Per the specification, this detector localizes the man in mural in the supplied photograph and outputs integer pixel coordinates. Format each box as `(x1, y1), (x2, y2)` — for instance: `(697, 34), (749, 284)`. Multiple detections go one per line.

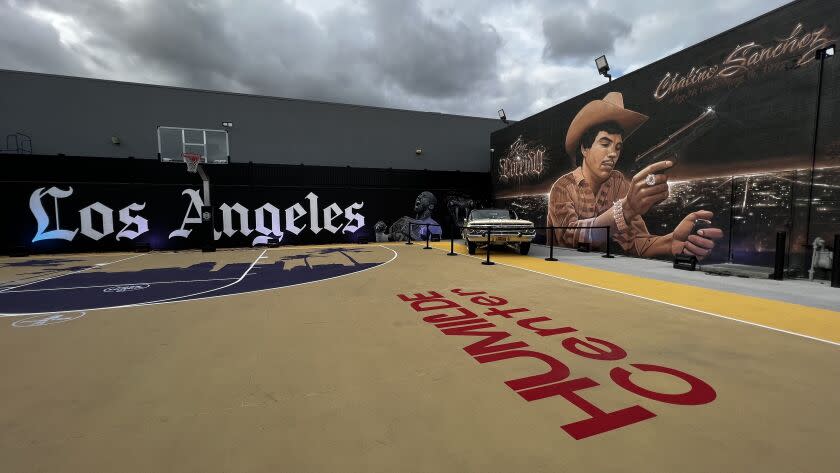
(376, 191), (444, 241)
(546, 92), (723, 259)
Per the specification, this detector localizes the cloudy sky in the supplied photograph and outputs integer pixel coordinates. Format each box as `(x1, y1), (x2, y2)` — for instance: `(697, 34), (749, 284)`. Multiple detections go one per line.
(1, 0), (792, 120)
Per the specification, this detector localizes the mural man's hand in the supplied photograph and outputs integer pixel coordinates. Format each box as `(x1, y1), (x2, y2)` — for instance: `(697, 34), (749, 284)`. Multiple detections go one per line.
(671, 210), (724, 260)
(623, 160), (673, 220)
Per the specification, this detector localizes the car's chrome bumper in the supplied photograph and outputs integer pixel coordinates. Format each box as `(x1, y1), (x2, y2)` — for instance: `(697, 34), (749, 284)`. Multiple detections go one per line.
(463, 234), (535, 244)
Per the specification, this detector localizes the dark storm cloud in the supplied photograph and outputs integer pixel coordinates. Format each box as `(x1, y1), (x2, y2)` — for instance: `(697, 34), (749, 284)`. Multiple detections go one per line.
(541, 8), (632, 63)
(365, 0), (502, 97)
(0, 0), (794, 118)
(0, 0), (84, 75)
(7, 0), (501, 107)
(14, 0), (241, 91)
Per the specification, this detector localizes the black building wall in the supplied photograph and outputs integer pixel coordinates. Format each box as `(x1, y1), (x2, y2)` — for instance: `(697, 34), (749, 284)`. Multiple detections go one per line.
(0, 70), (504, 172)
(3, 155), (491, 253)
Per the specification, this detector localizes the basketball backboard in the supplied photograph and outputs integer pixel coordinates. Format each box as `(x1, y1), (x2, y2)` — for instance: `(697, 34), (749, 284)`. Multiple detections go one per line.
(157, 126), (229, 165)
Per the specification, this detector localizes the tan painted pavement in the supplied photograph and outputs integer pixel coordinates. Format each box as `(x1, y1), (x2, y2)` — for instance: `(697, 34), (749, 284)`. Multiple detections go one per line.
(0, 244), (838, 473)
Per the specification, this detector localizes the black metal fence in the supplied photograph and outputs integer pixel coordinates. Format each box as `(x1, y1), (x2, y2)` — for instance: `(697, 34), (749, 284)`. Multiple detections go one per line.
(405, 222), (840, 288)
(407, 222), (615, 265)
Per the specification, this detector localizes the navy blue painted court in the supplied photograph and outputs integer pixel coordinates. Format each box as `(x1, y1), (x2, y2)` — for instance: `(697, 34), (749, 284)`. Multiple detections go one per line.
(0, 246), (394, 316)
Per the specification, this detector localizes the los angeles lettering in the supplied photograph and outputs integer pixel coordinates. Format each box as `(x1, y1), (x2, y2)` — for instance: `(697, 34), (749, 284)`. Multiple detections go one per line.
(29, 186), (365, 245)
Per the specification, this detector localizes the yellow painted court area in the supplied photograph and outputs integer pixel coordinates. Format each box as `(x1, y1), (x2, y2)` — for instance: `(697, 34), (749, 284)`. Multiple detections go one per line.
(431, 242), (840, 345)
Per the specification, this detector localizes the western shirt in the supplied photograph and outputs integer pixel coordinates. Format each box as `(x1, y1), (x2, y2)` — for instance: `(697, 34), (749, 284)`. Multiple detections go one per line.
(546, 167), (665, 256)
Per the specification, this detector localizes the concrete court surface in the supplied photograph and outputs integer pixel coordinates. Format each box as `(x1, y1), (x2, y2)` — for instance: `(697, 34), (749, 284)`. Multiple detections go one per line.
(0, 243), (839, 473)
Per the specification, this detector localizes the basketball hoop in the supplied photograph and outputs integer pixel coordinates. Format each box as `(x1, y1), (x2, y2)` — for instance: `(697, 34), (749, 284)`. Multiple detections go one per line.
(182, 152), (202, 173)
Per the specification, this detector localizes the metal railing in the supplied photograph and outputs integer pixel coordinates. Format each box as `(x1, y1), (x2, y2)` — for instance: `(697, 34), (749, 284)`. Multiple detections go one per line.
(405, 222), (615, 266)
(401, 223), (839, 287)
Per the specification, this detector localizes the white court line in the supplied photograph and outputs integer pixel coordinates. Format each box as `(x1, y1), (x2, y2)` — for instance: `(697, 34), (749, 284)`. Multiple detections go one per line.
(0, 254), (147, 294)
(426, 245), (840, 348)
(0, 255), (117, 288)
(0, 245), (398, 317)
(4, 277), (240, 293)
(126, 249), (268, 306)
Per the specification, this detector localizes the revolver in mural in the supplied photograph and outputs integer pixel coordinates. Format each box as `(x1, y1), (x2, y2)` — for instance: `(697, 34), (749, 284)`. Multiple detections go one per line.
(632, 107), (718, 174)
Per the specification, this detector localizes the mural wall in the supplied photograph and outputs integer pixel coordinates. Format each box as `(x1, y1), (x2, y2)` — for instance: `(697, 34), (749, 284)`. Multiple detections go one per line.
(491, 0), (839, 277)
(2, 157), (489, 253)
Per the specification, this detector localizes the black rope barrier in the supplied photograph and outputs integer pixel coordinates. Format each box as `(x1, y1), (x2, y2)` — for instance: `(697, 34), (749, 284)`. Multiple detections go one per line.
(832, 234), (840, 288)
(482, 227), (495, 265)
(545, 226), (557, 262)
(403, 222), (616, 267)
(603, 226), (614, 258)
(448, 230), (457, 256)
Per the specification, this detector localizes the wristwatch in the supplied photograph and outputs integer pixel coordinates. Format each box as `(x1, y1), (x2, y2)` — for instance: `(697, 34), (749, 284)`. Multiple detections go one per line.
(613, 199), (629, 234)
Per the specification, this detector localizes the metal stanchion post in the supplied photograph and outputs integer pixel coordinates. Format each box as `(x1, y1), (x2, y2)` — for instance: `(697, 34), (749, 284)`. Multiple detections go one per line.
(772, 231), (786, 280)
(406, 222), (414, 245)
(447, 227), (458, 256)
(831, 234), (840, 288)
(482, 227), (495, 265)
(545, 227), (557, 261)
(603, 226), (614, 258)
(424, 224), (432, 249)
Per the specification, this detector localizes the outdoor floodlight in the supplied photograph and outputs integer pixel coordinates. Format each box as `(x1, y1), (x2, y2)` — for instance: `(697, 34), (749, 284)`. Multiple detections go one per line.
(815, 44), (835, 60)
(221, 121), (233, 128)
(595, 55), (612, 82)
(804, 43), (835, 246)
(498, 109), (508, 123)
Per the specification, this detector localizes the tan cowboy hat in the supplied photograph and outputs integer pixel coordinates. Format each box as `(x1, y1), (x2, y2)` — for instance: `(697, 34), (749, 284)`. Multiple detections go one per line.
(564, 92), (649, 157)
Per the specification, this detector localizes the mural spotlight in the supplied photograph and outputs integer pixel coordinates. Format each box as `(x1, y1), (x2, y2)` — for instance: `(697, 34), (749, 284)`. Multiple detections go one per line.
(595, 55), (612, 82)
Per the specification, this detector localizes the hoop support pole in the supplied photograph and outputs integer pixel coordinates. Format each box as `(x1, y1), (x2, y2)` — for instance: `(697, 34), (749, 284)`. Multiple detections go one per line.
(197, 164), (211, 206)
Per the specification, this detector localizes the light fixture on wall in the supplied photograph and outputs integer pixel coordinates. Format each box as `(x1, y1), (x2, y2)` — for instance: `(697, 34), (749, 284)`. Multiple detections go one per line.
(804, 43), (836, 246)
(111, 136), (121, 145)
(816, 44), (834, 59)
(221, 121), (233, 128)
(415, 148), (423, 156)
(498, 109), (508, 124)
(595, 55), (611, 82)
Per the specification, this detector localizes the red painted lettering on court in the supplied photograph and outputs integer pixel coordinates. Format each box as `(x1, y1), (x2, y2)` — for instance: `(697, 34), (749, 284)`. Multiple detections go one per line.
(450, 288), (486, 296)
(483, 306), (530, 318)
(516, 316), (578, 337)
(397, 291), (445, 302)
(517, 377), (657, 440)
(411, 298), (460, 312)
(395, 289), (718, 441)
(436, 318), (491, 329)
(422, 307), (480, 324)
(474, 349), (571, 391)
(470, 295), (508, 306)
(610, 364), (717, 405)
(441, 324), (530, 356)
(562, 337), (627, 361)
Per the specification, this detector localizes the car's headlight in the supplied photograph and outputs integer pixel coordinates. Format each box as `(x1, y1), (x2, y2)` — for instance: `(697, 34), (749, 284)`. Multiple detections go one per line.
(522, 228), (536, 235)
(468, 228), (485, 235)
